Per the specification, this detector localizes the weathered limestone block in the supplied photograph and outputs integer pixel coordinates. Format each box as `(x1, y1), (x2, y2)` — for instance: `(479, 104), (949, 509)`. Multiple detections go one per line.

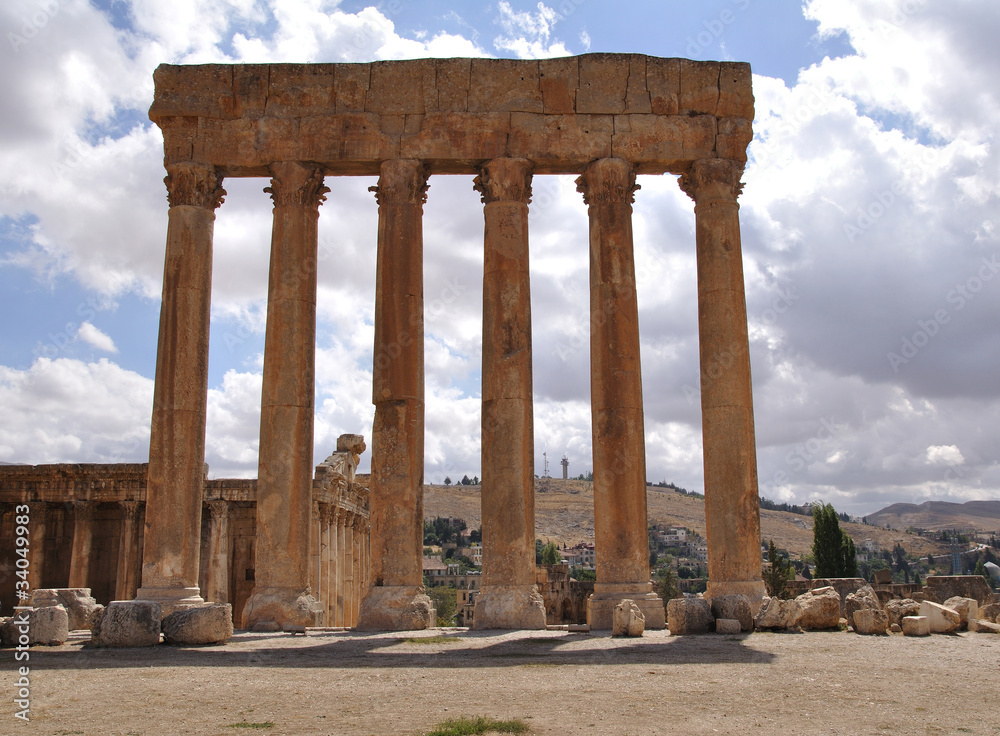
(31, 588), (101, 631)
(667, 598), (713, 635)
(612, 599), (645, 637)
(852, 608), (889, 636)
(162, 604), (233, 645)
(576, 54), (629, 114)
(646, 57), (680, 115)
(266, 64), (335, 118)
(366, 59), (435, 115)
(473, 586), (547, 630)
(30, 606), (70, 645)
(508, 112), (613, 167)
(715, 618), (741, 635)
(901, 615), (930, 637)
(356, 586), (435, 632)
(885, 598), (922, 628)
(918, 600), (960, 634)
(710, 595), (754, 632)
(679, 59), (719, 115)
(795, 587), (842, 630)
(873, 569), (893, 585)
(717, 62), (754, 118)
(539, 57), (577, 114)
(435, 58), (471, 111)
(943, 597), (979, 630)
(845, 585), (882, 627)
(980, 602), (1000, 622)
(810, 579), (867, 618)
(974, 619), (1000, 634)
(241, 588), (323, 631)
(469, 58), (543, 113)
(92, 601), (162, 647)
(754, 596), (801, 630)
(924, 575), (994, 605)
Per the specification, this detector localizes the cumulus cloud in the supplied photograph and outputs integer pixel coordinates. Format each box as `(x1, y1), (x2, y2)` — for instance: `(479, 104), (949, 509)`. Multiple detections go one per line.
(494, 1), (573, 58)
(76, 322), (117, 353)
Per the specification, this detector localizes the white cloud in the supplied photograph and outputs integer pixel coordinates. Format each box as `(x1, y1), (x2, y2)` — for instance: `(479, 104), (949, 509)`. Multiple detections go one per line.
(76, 322), (117, 353)
(494, 1), (573, 58)
(925, 444), (964, 467)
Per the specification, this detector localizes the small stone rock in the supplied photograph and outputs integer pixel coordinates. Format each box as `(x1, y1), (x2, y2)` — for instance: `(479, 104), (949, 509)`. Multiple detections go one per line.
(885, 598), (921, 628)
(667, 598), (713, 635)
(901, 615), (930, 636)
(92, 601), (162, 647)
(29, 606), (70, 645)
(710, 595), (753, 632)
(844, 585), (882, 625)
(973, 620), (1000, 634)
(890, 623), (902, 633)
(980, 602), (1000, 623)
(162, 604), (233, 645)
(942, 597), (978, 630)
(852, 608), (888, 636)
(918, 601), (960, 634)
(612, 599), (645, 637)
(755, 597), (800, 630)
(31, 588), (100, 632)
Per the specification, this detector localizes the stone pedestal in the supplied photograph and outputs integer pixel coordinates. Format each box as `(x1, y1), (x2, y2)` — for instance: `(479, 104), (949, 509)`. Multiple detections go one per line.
(679, 159), (765, 602)
(358, 159), (434, 631)
(139, 162), (224, 612)
(243, 162), (329, 630)
(472, 158), (546, 631)
(577, 158), (662, 628)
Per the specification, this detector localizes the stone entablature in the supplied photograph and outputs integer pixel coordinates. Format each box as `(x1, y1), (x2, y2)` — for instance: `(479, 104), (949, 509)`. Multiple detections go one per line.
(149, 55), (752, 176)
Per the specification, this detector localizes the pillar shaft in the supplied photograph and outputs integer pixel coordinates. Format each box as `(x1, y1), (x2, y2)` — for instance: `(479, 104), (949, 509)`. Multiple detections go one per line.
(577, 158), (663, 629)
(344, 516), (355, 627)
(311, 501), (323, 612)
(472, 158), (546, 630)
(337, 512), (347, 626)
(139, 162), (224, 612)
(205, 500), (230, 605)
(27, 502), (47, 592)
(116, 501), (142, 601)
(679, 159), (764, 600)
(357, 159), (435, 631)
(68, 501), (95, 589)
(323, 505), (337, 625)
(243, 162), (329, 630)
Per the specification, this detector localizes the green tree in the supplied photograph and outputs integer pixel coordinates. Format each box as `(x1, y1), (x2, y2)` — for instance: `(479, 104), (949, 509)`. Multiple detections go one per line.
(762, 539), (791, 598)
(571, 566), (596, 581)
(656, 568), (680, 603)
(443, 476), (452, 486)
(974, 559), (991, 587)
(426, 585), (457, 626)
(541, 541), (561, 565)
(813, 502), (857, 578)
(534, 539), (544, 564)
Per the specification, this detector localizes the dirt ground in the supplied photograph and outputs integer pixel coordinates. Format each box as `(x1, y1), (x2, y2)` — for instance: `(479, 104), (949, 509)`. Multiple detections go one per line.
(4, 627), (998, 736)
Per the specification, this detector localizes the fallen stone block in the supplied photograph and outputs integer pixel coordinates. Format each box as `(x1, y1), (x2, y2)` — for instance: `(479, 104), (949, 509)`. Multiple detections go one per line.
(885, 598), (921, 628)
(667, 597), (713, 635)
(795, 587), (842, 630)
(980, 602), (1000, 623)
(973, 619), (1000, 634)
(31, 588), (101, 632)
(162, 604), (233, 645)
(29, 606), (70, 645)
(852, 608), (888, 636)
(901, 615), (930, 636)
(92, 601), (162, 647)
(918, 600), (960, 634)
(809, 578), (867, 617)
(710, 595), (753, 632)
(943, 597), (978, 630)
(755, 596), (800, 630)
(924, 576), (993, 605)
(890, 623), (902, 633)
(845, 585), (882, 626)
(715, 618), (741, 635)
(612, 599), (645, 637)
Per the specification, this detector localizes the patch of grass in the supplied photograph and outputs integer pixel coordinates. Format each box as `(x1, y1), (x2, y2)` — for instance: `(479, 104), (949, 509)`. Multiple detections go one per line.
(227, 723), (275, 730)
(400, 635), (460, 644)
(425, 716), (530, 736)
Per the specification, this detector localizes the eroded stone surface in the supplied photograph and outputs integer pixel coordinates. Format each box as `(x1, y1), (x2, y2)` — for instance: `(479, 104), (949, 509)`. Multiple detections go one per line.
(31, 588), (101, 632)
(667, 598), (713, 635)
(755, 596), (800, 630)
(943, 597), (979, 630)
(92, 601), (162, 647)
(924, 576), (994, 606)
(162, 604), (234, 645)
(473, 585), (547, 630)
(612, 599), (645, 637)
(901, 615), (930, 636)
(710, 594), (754, 632)
(885, 598), (921, 628)
(852, 608), (888, 636)
(918, 600), (961, 634)
(715, 618), (741, 635)
(356, 585), (434, 631)
(845, 585), (882, 627)
(795, 587), (842, 630)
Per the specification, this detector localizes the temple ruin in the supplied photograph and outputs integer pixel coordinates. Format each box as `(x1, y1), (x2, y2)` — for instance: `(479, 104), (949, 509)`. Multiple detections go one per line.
(2, 53), (764, 631)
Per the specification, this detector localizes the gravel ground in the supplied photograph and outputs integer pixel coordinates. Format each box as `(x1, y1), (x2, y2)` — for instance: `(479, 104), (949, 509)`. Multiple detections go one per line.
(3, 627), (999, 735)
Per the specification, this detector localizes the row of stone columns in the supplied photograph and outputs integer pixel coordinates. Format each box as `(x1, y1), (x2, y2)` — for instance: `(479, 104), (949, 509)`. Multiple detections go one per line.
(141, 154), (763, 630)
(313, 503), (370, 627)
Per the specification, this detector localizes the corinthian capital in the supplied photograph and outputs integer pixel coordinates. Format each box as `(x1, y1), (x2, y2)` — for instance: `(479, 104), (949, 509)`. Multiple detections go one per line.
(575, 158), (639, 206)
(678, 159), (745, 204)
(265, 162), (330, 208)
(164, 162), (226, 210)
(369, 159), (429, 206)
(473, 158), (533, 205)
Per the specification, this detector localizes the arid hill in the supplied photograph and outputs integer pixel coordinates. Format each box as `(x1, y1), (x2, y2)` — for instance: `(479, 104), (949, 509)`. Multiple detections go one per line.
(424, 478), (948, 558)
(866, 499), (1000, 533)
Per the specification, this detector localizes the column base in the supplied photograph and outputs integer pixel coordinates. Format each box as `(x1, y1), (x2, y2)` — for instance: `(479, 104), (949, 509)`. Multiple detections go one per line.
(472, 584), (547, 630)
(587, 584), (665, 630)
(356, 585), (435, 631)
(706, 578), (766, 606)
(241, 586), (323, 630)
(134, 587), (205, 619)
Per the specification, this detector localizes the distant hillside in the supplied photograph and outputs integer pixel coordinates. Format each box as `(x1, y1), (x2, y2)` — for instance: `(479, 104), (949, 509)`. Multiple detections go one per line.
(866, 500), (1000, 533)
(424, 479), (947, 558)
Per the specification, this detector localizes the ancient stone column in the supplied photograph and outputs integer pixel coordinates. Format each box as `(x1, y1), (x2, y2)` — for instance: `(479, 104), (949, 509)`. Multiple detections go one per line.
(472, 157), (546, 630)
(679, 158), (765, 601)
(357, 159), (435, 631)
(68, 501), (95, 589)
(337, 511), (348, 626)
(311, 501), (323, 613)
(243, 162), (329, 630)
(138, 162), (224, 614)
(205, 500), (230, 605)
(116, 501), (142, 601)
(352, 513), (366, 625)
(27, 502), (47, 592)
(344, 513), (356, 627)
(322, 504), (337, 625)
(576, 158), (664, 629)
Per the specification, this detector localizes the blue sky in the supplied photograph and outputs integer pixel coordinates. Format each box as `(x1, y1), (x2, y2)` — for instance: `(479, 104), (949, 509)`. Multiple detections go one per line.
(1, 0), (999, 518)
